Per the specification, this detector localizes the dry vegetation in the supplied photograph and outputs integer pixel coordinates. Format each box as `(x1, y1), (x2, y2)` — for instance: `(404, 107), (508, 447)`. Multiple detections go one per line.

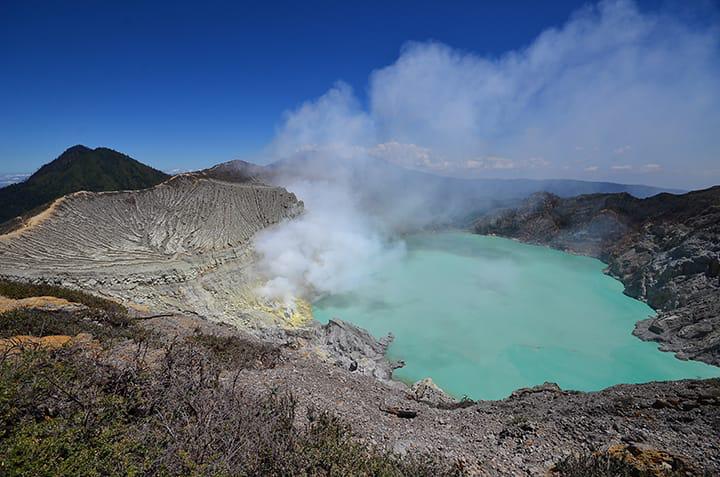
(0, 279), (457, 476)
(1, 279), (705, 476)
(551, 450), (705, 477)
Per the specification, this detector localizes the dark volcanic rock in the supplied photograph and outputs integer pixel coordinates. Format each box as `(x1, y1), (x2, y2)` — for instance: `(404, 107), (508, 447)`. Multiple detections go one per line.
(473, 186), (720, 366)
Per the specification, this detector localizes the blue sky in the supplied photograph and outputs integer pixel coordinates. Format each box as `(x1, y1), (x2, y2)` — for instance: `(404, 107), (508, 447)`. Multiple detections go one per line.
(1, 1), (719, 189)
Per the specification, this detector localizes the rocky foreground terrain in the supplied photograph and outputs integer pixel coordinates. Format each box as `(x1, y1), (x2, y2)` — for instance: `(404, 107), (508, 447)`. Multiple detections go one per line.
(0, 281), (718, 476)
(1, 165), (719, 475)
(473, 186), (720, 368)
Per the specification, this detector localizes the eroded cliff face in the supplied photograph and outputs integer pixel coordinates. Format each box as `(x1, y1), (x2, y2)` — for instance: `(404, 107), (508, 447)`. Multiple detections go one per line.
(0, 175), (307, 327)
(473, 187), (720, 366)
(0, 172), (417, 383)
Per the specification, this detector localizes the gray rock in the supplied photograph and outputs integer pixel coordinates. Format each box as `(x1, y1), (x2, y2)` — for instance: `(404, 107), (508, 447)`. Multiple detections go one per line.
(0, 175), (303, 327)
(410, 377), (458, 406)
(307, 319), (402, 384)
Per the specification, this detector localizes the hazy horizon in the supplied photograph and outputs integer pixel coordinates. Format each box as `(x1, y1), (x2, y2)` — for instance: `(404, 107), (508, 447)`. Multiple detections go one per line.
(0, 145), (692, 193)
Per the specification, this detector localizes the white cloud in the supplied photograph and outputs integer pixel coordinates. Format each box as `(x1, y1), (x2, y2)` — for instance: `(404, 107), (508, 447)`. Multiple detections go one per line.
(366, 143), (551, 176)
(613, 145), (632, 155)
(368, 2), (720, 188)
(253, 0), (720, 303)
(268, 0), (719, 188)
(528, 157), (551, 168)
(271, 82), (374, 159)
(641, 163), (662, 172)
(368, 141), (433, 168)
(481, 157), (516, 170)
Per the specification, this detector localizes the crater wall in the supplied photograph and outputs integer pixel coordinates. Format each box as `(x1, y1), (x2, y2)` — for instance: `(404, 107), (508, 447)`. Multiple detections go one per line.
(0, 175), (304, 326)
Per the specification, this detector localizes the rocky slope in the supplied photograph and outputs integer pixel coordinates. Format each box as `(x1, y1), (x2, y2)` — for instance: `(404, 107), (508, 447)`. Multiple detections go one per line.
(4, 279), (718, 476)
(212, 156), (682, 199)
(133, 311), (720, 476)
(473, 186), (720, 367)
(0, 174), (304, 326)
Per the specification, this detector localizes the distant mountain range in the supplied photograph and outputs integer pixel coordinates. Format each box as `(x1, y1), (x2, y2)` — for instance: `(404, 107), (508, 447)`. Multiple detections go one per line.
(1, 145), (684, 227)
(207, 155), (683, 198)
(202, 155), (684, 227)
(0, 145), (169, 224)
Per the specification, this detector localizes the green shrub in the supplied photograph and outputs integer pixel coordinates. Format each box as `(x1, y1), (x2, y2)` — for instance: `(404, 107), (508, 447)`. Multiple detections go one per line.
(188, 332), (281, 370)
(0, 308), (134, 342)
(0, 279), (127, 317)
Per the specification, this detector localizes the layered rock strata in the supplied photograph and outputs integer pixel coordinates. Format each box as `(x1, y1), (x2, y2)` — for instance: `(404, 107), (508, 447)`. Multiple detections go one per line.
(0, 175), (304, 327)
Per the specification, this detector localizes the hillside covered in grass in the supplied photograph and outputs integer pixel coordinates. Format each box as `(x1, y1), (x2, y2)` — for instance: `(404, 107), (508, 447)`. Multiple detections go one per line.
(0, 145), (169, 224)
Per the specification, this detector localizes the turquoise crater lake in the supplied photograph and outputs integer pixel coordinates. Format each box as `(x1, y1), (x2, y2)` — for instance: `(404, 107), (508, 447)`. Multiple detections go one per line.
(313, 232), (719, 400)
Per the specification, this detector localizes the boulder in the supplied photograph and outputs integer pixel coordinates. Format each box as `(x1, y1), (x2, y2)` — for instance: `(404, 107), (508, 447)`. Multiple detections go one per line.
(410, 377), (458, 407)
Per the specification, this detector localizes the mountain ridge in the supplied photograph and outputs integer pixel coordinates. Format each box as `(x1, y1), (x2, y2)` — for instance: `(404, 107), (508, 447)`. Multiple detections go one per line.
(200, 156), (686, 231)
(0, 145), (169, 224)
(207, 155), (684, 199)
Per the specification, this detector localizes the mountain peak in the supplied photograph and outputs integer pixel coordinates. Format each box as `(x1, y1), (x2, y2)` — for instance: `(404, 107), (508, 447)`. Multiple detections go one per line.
(61, 144), (93, 156)
(0, 146), (170, 224)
